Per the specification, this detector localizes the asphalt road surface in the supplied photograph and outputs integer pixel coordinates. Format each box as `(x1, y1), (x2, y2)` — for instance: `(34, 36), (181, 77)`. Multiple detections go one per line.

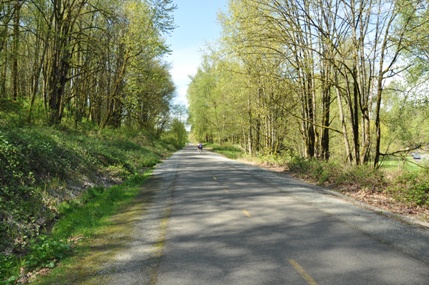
(148, 146), (429, 285)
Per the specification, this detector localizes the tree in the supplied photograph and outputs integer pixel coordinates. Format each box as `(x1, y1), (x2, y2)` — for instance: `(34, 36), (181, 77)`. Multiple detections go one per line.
(0, 0), (177, 131)
(124, 58), (175, 135)
(187, 0), (429, 167)
(167, 118), (188, 148)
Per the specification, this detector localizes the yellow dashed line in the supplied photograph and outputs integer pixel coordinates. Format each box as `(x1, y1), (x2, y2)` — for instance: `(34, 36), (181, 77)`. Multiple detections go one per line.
(242, 210), (252, 218)
(288, 259), (318, 285)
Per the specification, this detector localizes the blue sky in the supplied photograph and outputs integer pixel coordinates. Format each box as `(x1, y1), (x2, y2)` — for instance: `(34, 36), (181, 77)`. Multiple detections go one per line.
(165, 1), (228, 106)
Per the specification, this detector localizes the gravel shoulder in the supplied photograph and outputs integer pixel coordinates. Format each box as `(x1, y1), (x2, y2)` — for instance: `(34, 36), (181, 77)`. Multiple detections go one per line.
(97, 152), (180, 285)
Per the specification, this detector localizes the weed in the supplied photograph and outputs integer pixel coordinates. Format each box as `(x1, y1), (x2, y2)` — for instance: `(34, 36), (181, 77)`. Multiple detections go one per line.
(209, 144), (244, 159)
(25, 236), (71, 271)
(0, 122), (174, 283)
(387, 171), (429, 206)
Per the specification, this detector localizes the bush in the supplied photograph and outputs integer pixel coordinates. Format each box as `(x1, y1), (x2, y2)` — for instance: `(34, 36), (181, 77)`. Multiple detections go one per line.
(288, 156), (385, 191)
(288, 157), (332, 184)
(388, 171), (429, 206)
(0, 253), (21, 284)
(0, 236), (71, 285)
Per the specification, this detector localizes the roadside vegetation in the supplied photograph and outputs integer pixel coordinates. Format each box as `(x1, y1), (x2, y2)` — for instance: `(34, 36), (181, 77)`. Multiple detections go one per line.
(209, 144), (429, 222)
(0, 123), (183, 284)
(0, 1), (185, 283)
(208, 144), (244, 160)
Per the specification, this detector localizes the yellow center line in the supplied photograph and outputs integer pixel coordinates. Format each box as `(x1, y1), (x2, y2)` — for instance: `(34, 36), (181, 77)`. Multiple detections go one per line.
(288, 259), (319, 285)
(242, 210), (252, 218)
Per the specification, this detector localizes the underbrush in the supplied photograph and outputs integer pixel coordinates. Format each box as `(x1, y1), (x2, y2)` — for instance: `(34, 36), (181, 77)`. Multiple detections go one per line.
(288, 156), (429, 210)
(288, 157), (386, 191)
(0, 173), (151, 284)
(387, 171), (429, 207)
(208, 144), (244, 159)
(209, 145), (429, 213)
(0, 125), (176, 284)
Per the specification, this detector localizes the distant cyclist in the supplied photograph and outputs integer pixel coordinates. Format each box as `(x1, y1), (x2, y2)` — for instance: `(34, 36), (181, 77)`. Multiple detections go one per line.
(197, 142), (203, 153)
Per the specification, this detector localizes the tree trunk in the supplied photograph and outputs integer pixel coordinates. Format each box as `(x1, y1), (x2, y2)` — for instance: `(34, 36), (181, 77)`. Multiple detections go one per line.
(12, 0), (21, 101)
(335, 72), (352, 164)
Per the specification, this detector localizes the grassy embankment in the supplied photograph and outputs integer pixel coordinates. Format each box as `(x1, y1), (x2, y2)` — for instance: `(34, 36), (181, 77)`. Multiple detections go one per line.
(207, 143), (429, 219)
(0, 125), (178, 284)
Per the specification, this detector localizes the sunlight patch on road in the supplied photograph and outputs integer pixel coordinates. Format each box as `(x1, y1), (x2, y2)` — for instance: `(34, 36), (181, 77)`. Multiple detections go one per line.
(288, 259), (318, 285)
(242, 210), (252, 218)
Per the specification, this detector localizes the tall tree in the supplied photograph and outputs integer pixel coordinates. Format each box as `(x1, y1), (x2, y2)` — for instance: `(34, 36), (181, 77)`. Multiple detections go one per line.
(188, 0), (429, 166)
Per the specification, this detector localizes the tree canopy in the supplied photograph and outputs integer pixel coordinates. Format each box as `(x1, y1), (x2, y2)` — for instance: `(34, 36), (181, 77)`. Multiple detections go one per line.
(187, 0), (429, 166)
(0, 0), (183, 135)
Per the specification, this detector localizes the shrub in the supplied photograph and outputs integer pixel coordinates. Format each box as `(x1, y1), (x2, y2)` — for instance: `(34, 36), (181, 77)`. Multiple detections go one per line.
(288, 156), (311, 174)
(388, 171), (429, 206)
(288, 156), (385, 191)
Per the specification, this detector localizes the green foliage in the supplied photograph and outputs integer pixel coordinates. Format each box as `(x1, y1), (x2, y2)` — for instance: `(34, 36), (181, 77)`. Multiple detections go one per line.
(289, 157), (335, 185)
(209, 144), (244, 159)
(288, 156), (311, 175)
(0, 172), (149, 284)
(0, 254), (21, 285)
(24, 236), (71, 271)
(0, 235), (71, 285)
(0, 124), (175, 283)
(54, 174), (149, 239)
(288, 156), (386, 190)
(287, 155), (429, 208)
(388, 171), (429, 207)
(0, 99), (28, 128)
(0, 129), (55, 255)
(0, 171), (153, 283)
(162, 119), (188, 149)
(381, 83), (429, 152)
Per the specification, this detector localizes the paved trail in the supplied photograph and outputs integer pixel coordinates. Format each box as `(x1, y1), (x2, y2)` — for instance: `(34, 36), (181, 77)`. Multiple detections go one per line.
(104, 146), (429, 285)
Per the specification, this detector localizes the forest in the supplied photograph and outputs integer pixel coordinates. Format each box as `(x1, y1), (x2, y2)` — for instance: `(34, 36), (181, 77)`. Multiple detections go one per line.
(188, 0), (429, 167)
(0, 0), (183, 130)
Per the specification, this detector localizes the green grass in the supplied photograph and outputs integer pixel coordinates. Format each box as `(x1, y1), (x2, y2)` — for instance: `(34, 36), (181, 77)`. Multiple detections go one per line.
(0, 125), (177, 284)
(54, 174), (151, 239)
(31, 173), (158, 285)
(379, 156), (425, 172)
(208, 143), (244, 159)
(0, 172), (153, 285)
